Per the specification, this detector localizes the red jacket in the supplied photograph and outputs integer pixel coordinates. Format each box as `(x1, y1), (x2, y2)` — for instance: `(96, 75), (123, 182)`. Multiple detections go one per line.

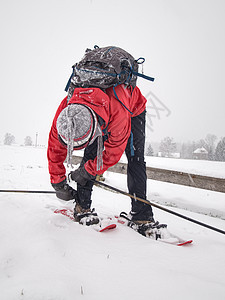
(47, 85), (146, 183)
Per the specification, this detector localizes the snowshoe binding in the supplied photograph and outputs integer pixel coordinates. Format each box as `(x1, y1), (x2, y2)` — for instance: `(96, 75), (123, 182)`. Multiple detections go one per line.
(119, 212), (167, 240)
(74, 204), (100, 226)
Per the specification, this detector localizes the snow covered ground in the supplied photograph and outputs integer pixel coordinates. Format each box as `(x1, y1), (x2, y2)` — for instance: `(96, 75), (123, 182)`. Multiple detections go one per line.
(76, 149), (225, 178)
(123, 153), (225, 179)
(0, 145), (225, 300)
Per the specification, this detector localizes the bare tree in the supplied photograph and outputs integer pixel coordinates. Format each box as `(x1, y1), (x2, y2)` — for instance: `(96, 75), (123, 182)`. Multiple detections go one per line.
(159, 137), (176, 157)
(146, 143), (154, 156)
(4, 133), (15, 145)
(180, 142), (195, 159)
(204, 134), (217, 160)
(24, 136), (33, 146)
(215, 137), (225, 161)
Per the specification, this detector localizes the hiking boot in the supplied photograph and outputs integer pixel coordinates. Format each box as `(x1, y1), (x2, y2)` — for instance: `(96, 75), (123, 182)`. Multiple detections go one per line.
(130, 208), (155, 224)
(119, 211), (167, 239)
(131, 217), (156, 225)
(137, 222), (167, 239)
(74, 203), (100, 226)
(131, 212), (167, 237)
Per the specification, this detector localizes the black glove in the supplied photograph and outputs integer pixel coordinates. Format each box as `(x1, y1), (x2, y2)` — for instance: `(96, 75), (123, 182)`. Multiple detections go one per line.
(69, 166), (95, 186)
(52, 179), (77, 201)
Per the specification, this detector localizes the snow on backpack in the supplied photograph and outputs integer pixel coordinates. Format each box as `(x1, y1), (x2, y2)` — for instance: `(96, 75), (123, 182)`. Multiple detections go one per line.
(65, 45), (155, 102)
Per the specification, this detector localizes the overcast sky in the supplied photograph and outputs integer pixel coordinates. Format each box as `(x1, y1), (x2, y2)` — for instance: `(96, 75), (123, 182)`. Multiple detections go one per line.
(0, 0), (224, 146)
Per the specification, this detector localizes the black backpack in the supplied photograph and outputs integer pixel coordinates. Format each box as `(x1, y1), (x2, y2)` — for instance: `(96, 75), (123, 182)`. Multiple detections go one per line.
(65, 46), (155, 101)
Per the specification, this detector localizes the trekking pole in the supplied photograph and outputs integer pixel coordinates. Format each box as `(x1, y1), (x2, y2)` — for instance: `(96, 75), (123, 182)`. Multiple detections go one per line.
(93, 180), (225, 235)
(0, 189), (56, 194)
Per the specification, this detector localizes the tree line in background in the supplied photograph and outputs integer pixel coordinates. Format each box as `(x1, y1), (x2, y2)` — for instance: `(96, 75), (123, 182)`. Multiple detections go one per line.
(3, 133), (33, 146)
(2, 132), (225, 162)
(146, 134), (225, 162)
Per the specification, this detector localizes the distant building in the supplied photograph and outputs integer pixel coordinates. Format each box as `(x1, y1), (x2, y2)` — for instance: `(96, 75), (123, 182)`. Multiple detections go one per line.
(193, 147), (208, 160)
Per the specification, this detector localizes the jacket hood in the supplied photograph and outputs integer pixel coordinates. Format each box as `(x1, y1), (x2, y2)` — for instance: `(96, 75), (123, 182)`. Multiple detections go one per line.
(68, 87), (110, 127)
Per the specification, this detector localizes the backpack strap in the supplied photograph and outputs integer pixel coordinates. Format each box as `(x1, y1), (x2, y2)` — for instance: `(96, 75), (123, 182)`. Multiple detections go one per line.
(65, 66), (75, 92)
(113, 85), (133, 115)
(132, 71), (155, 82)
(132, 57), (155, 82)
(97, 115), (110, 141)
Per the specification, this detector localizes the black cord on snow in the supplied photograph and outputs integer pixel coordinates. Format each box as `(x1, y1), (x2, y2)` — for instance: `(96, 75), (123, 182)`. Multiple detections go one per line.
(0, 189), (56, 194)
(93, 180), (225, 236)
(1, 182), (225, 236)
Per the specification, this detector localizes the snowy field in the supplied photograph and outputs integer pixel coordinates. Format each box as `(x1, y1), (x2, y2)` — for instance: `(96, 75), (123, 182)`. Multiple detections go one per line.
(1, 145), (225, 300)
